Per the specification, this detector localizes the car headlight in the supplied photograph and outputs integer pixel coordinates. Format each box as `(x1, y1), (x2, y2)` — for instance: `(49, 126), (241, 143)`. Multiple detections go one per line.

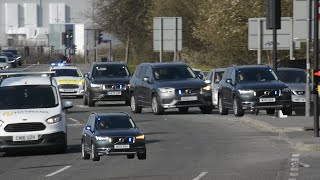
(0, 120), (3, 127)
(136, 134), (145, 140)
(202, 85), (211, 91)
(79, 79), (85, 86)
(238, 89), (256, 96)
(158, 87), (175, 93)
(46, 115), (61, 124)
(95, 136), (112, 142)
(282, 88), (290, 93)
(90, 83), (101, 88)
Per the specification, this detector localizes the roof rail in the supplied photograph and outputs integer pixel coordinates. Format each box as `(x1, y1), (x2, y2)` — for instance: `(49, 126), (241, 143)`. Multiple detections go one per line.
(0, 71), (55, 77)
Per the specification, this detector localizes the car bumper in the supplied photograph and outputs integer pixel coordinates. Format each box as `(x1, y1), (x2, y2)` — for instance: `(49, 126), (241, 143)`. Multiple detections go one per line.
(95, 141), (146, 156)
(90, 89), (130, 101)
(238, 95), (292, 110)
(0, 132), (66, 152)
(158, 90), (212, 108)
(59, 87), (84, 96)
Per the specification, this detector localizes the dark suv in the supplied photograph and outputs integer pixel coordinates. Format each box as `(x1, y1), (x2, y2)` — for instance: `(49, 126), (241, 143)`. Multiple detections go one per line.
(83, 62), (131, 106)
(218, 65), (292, 117)
(129, 62), (213, 115)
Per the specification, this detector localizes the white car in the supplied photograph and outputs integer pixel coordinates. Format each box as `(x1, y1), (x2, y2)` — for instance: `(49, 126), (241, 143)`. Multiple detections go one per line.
(51, 66), (84, 97)
(0, 72), (73, 153)
(0, 56), (10, 70)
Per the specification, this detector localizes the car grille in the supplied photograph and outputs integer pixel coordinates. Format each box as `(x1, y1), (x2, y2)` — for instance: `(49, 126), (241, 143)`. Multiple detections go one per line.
(6, 139), (43, 145)
(104, 84), (126, 90)
(59, 84), (79, 89)
(175, 88), (200, 96)
(110, 136), (134, 144)
(256, 89), (280, 97)
(4, 123), (46, 132)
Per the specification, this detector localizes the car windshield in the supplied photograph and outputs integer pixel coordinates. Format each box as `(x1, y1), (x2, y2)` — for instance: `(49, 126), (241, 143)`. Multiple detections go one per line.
(277, 70), (307, 83)
(0, 85), (59, 110)
(95, 116), (135, 130)
(52, 69), (82, 77)
(92, 65), (130, 78)
(3, 52), (13, 57)
(154, 66), (196, 80)
(3, 50), (17, 55)
(214, 71), (224, 83)
(0, 58), (7, 63)
(237, 68), (277, 83)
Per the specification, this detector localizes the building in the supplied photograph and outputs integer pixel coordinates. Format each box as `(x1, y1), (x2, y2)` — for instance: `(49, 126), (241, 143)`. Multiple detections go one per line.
(0, 0), (94, 55)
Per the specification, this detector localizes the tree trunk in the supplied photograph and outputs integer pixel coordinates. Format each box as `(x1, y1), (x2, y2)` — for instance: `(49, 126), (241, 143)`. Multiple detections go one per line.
(125, 34), (131, 64)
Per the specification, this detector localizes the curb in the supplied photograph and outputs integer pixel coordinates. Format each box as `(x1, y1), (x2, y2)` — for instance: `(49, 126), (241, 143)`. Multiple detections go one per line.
(240, 116), (320, 151)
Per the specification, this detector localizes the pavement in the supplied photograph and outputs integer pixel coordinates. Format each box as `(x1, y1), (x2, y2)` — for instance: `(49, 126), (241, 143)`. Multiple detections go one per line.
(240, 111), (320, 151)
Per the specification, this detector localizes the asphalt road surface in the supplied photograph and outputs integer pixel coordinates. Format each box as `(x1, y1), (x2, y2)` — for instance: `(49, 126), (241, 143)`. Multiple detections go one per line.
(0, 64), (310, 180)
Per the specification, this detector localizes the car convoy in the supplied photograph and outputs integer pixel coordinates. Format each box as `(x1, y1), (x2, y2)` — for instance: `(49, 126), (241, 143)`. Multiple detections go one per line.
(0, 60), (310, 160)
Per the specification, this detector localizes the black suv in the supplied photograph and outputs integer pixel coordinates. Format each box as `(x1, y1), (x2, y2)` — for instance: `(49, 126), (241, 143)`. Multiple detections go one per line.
(129, 62), (213, 115)
(83, 62), (131, 106)
(218, 65), (292, 117)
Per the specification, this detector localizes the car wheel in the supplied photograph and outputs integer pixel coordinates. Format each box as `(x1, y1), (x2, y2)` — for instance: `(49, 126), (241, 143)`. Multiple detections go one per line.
(218, 96), (228, 115)
(90, 143), (100, 161)
(233, 97), (244, 117)
(266, 109), (275, 115)
(83, 93), (88, 105)
(178, 107), (189, 113)
(137, 151), (146, 160)
(200, 106), (213, 114)
(56, 136), (67, 154)
(88, 93), (95, 107)
(152, 95), (164, 115)
(282, 106), (292, 116)
(127, 154), (135, 159)
(81, 141), (90, 160)
(131, 94), (142, 113)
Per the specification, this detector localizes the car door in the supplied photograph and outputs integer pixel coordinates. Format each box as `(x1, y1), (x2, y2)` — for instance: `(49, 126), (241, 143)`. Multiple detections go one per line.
(140, 66), (154, 105)
(84, 116), (93, 149)
(135, 66), (147, 104)
(220, 68), (230, 104)
(224, 68), (236, 107)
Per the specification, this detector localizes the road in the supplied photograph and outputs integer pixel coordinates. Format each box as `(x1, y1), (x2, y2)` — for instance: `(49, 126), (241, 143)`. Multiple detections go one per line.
(0, 64), (312, 180)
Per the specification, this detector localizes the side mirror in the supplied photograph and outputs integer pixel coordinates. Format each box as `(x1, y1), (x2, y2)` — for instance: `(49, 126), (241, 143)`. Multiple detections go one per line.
(226, 79), (232, 84)
(84, 73), (89, 78)
(204, 80), (211, 84)
(143, 77), (150, 82)
(63, 101), (73, 110)
(85, 126), (91, 131)
(198, 74), (204, 80)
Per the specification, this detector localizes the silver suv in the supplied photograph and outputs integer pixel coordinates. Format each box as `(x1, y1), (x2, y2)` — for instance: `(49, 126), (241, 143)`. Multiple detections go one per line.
(129, 62), (213, 115)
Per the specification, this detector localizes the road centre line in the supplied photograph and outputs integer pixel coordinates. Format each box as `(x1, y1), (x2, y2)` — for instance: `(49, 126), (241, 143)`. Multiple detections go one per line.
(45, 165), (71, 177)
(68, 118), (81, 124)
(21, 64), (36, 71)
(192, 172), (208, 180)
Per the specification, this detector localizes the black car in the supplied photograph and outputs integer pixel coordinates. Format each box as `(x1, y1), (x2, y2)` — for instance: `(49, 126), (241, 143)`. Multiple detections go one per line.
(129, 62), (213, 115)
(83, 62), (131, 106)
(0, 52), (17, 68)
(81, 112), (146, 161)
(2, 49), (22, 66)
(218, 65), (292, 117)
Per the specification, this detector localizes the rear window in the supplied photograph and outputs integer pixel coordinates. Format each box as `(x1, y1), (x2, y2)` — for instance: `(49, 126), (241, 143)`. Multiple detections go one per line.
(0, 85), (59, 110)
(95, 116), (135, 130)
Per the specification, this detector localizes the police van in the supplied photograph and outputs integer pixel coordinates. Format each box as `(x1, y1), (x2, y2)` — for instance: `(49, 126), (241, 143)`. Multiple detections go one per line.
(0, 72), (73, 153)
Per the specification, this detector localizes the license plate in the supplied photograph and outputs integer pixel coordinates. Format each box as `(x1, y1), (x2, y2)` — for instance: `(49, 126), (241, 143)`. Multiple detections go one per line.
(293, 98), (305, 102)
(13, 134), (38, 141)
(114, 144), (130, 149)
(61, 89), (76, 92)
(259, 98), (276, 103)
(181, 96), (197, 101)
(107, 91), (122, 95)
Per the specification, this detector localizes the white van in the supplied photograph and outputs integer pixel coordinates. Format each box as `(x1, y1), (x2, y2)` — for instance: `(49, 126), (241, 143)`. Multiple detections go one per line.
(0, 72), (73, 153)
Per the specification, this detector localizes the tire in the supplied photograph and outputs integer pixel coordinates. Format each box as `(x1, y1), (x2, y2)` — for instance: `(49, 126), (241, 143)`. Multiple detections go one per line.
(218, 96), (228, 115)
(233, 97), (244, 117)
(130, 94), (142, 113)
(90, 143), (100, 161)
(137, 151), (146, 160)
(178, 107), (189, 113)
(266, 109), (275, 115)
(200, 106), (213, 114)
(56, 136), (67, 154)
(152, 95), (164, 115)
(127, 154), (135, 159)
(83, 93), (88, 105)
(88, 93), (95, 107)
(282, 106), (292, 116)
(81, 141), (90, 160)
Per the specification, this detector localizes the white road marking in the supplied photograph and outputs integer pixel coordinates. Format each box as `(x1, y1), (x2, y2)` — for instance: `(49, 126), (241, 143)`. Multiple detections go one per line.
(292, 154), (300, 158)
(289, 153), (300, 180)
(75, 105), (89, 108)
(21, 64), (36, 71)
(68, 118), (81, 124)
(45, 165), (71, 177)
(193, 172), (208, 180)
(289, 173), (299, 177)
(67, 124), (82, 127)
(288, 178), (296, 180)
(291, 158), (299, 162)
(290, 168), (299, 171)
